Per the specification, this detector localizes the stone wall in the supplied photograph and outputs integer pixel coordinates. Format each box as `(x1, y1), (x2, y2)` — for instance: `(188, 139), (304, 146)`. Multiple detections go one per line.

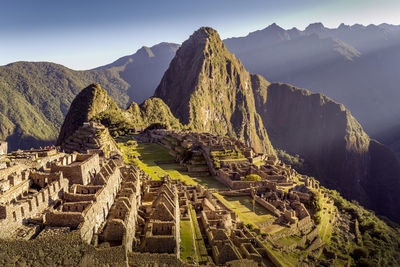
(46, 159), (122, 245)
(253, 195), (281, 217)
(0, 175), (68, 238)
(30, 171), (63, 188)
(0, 141), (7, 155)
(102, 167), (140, 251)
(127, 252), (190, 267)
(0, 173), (30, 203)
(51, 153), (100, 185)
(79, 165), (121, 243)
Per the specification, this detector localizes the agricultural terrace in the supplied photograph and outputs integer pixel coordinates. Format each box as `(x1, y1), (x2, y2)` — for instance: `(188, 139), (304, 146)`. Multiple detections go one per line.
(120, 141), (227, 189)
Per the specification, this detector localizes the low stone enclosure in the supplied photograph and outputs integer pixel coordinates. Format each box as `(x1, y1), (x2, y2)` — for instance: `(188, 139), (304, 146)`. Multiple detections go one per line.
(9, 148), (57, 160)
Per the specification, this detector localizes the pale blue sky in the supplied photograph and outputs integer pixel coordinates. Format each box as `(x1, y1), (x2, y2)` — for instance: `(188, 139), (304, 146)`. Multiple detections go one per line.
(1, 0), (399, 70)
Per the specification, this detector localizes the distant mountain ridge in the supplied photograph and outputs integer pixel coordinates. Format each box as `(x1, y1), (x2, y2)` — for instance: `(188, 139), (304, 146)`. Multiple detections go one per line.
(224, 22), (400, 142)
(95, 42), (180, 104)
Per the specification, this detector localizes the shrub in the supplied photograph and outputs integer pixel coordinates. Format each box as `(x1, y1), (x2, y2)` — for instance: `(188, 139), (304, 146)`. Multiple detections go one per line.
(126, 140), (137, 147)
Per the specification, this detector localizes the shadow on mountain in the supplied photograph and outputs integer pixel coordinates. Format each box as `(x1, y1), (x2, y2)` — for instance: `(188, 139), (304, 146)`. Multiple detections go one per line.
(6, 131), (55, 152)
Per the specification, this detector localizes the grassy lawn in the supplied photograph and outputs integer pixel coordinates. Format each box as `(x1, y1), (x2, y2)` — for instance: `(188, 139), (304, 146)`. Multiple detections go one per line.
(213, 194), (276, 227)
(129, 143), (227, 189)
(220, 158), (248, 162)
(180, 220), (196, 264)
(276, 235), (302, 247)
(318, 194), (335, 243)
(189, 204), (208, 263)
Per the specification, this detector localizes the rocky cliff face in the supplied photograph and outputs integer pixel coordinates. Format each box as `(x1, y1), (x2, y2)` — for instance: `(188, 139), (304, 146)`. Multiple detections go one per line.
(154, 27), (273, 154)
(251, 76), (400, 222)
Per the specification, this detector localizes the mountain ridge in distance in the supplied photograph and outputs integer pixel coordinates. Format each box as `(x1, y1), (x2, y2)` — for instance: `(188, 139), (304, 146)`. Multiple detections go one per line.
(224, 22), (400, 143)
(95, 42), (180, 104)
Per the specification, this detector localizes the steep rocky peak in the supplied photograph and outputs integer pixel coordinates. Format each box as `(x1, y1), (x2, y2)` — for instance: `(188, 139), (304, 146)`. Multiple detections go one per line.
(190, 27), (220, 43)
(264, 23), (285, 32)
(305, 22), (326, 33)
(154, 27), (274, 154)
(56, 83), (117, 145)
(182, 27), (227, 57)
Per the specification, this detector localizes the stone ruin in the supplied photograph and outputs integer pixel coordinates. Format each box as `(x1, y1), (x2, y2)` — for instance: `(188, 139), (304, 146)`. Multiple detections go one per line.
(0, 166), (69, 239)
(137, 181), (180, 254)
(144, 129), (297, 190)
(142, 129), (320, 246)
(60, 121), (120, 157)
(0, 141), (7, 155)
(8, 147), (58, 161)
(0, 128), (327, 266)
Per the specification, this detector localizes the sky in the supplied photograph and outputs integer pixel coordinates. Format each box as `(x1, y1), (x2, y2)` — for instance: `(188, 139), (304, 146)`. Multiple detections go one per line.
(1, 0), (400, 70)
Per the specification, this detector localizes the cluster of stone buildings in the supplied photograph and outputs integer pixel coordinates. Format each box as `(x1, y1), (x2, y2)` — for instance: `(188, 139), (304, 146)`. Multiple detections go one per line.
(0, 127), (326, 266)
(0, 140), (284, 265)
(132, 175), (279, 266)
(144, 129), (296, 189)
(144, 129), (320, 237)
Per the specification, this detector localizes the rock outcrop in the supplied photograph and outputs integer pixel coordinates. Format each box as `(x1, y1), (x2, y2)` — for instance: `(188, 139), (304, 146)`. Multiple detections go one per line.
(251, 76), (400, 222)
(57, 83), (181, 146)
(154, 27), (274, 154)
(56, 83), (117, 146)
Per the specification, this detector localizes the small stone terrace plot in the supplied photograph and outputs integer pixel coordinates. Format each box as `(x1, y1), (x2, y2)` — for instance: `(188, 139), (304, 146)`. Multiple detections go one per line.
(132, 143), (227, 190)
(213, 194), (277, 229)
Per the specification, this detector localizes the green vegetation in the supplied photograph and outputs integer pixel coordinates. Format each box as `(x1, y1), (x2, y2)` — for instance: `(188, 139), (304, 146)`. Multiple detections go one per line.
(189, 204), (207, 263)
(0, 62), (130, 151)
(121, 142), (227, 189)
(179, 220), (196, 264)
(276, 149), (313, 175)
(326, 189), (400, 266)
(213, 194), (276, 228)
(305, 189), (322, 224)
(95, 97), (182, 138)
(243, 174), (261, 181)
